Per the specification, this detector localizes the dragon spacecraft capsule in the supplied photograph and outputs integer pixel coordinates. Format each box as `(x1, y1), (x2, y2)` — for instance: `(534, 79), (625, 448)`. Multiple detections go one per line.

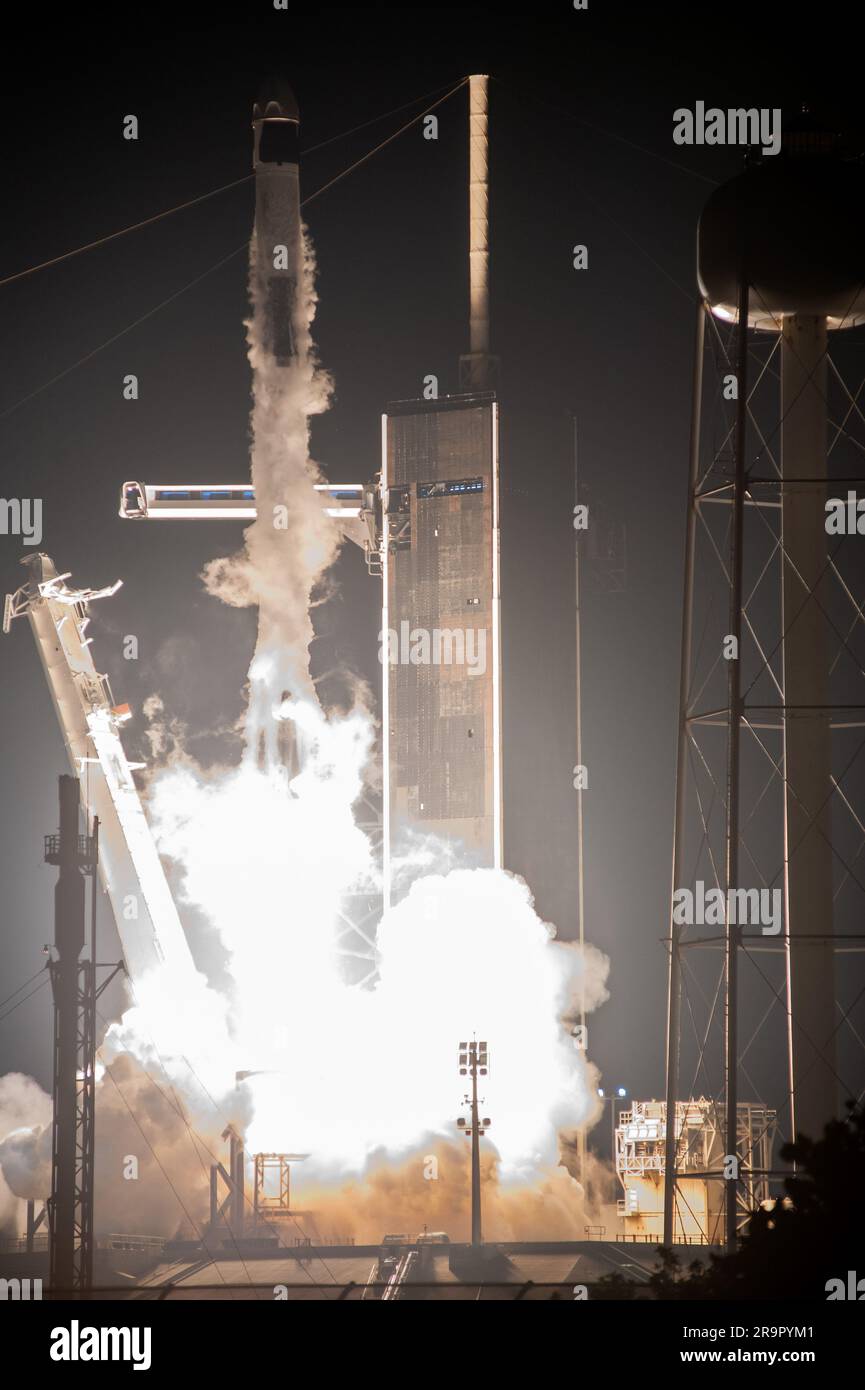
(252, 81), (301, 365)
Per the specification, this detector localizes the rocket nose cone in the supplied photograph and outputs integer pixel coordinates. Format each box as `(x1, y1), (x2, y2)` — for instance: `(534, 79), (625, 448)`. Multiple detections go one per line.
(253, 78), (299, 124)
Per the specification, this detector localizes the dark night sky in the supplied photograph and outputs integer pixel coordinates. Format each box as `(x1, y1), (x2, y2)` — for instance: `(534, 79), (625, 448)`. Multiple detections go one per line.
(1, 3), (861, 1142)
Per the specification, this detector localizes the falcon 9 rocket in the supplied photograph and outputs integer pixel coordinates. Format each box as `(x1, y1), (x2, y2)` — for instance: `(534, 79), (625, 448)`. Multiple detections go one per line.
(252, 82), (302, 366)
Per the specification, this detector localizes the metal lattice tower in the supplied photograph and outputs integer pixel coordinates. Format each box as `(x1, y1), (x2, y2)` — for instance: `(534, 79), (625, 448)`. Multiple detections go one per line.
(664, 124), (865, 1248)
(45, 776), (97, 1293)
(46, 778), (122, 1293)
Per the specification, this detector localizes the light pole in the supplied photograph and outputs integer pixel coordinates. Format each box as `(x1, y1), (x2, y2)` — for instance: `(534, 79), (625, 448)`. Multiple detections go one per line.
(598, 1086), (628, 1165)
(458, 1040), (491, 1248)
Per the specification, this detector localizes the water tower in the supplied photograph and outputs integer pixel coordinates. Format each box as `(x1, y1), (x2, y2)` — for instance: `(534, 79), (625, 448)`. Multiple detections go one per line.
(663, 112), (865, 1247)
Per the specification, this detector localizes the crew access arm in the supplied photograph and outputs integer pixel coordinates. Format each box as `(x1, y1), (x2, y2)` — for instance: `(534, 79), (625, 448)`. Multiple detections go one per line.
(4, 553), (198, 986)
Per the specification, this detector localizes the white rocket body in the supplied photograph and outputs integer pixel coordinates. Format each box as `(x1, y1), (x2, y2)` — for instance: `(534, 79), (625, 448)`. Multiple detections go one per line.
(252, 87), (302, 366)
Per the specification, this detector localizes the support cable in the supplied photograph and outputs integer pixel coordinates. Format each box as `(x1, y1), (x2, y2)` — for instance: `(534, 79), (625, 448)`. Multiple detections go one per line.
(0, 79), (469, 418)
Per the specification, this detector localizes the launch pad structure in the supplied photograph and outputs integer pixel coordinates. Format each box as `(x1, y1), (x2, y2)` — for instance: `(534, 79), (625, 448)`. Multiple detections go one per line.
(614, 1097), (777, 1245)
(13, 70), (854, 1289)
(1, 73), (520, 1288)
(24, 73), (860, 1293)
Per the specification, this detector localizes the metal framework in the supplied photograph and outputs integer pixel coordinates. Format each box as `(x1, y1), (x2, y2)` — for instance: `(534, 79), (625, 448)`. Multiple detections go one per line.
(252, 1152), (308, 1221)
(664, 296), (865, 1247)
(333, 790), (382, 986)
(616, 1098), (777, 1244)
(208, 1125), (246, 1235)
(45, 777), (124, 1293)
(25, 1199), (48, 1252)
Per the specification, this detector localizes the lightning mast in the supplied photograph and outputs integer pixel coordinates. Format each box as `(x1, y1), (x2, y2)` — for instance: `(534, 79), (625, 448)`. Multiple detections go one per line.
(457, 1039), (491, 1247)
(573, 417), (588, 1186)
(460, 74), (498, 392)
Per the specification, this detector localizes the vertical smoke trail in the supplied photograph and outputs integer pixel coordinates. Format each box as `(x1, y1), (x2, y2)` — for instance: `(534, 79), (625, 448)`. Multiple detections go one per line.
(245, 83), (338, 778)
(244, 227), (336, 776)
(204, 230), (338, 778)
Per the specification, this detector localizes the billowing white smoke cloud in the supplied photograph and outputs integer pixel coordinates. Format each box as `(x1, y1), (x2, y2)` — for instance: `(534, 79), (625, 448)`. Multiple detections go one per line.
(370, 872), (608, 1177)
(145, 700), (377, 1078)
(142, 766), (609, 1179)
(202, 230), (336, 769)
(0, 1074), (51, 1234)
